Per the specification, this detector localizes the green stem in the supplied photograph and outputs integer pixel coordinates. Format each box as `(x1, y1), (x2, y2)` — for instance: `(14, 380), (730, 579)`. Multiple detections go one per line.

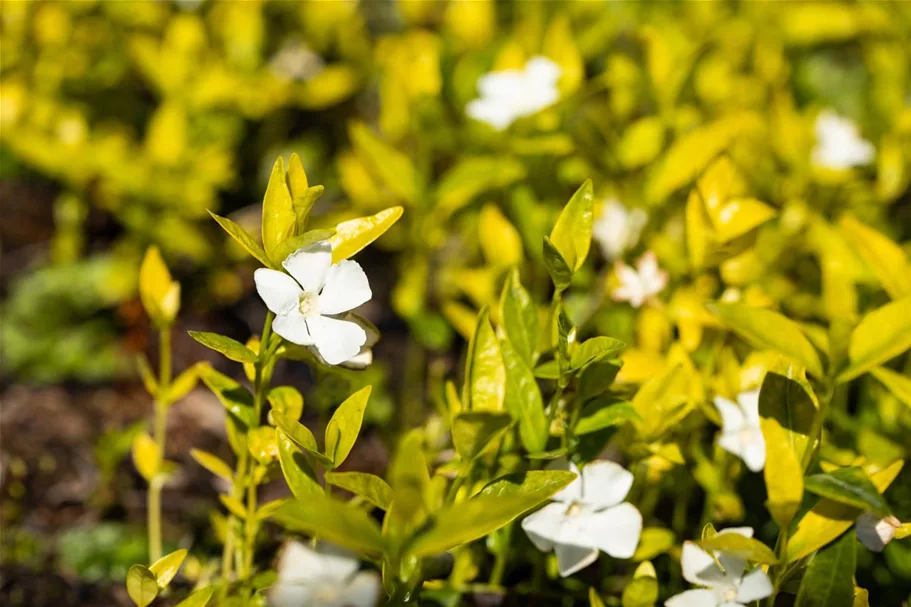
(489, 522), (513, 587)
(148, 326), (172, 563)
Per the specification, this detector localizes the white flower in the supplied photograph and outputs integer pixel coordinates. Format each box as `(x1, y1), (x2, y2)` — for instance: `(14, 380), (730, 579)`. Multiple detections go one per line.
(466, 56), (561, 131)
(593, 198), (648, 261)
(521, 459), (642, 577)
(610, 251), (667, 308)
(856, 512), (902, 552)
(811, 109), (875, 170)
(254, 241), (372, 365)
(269, 40), (325, 82)
(269, 541), (380, 607)
(714, 390), (765, 473)
(666, 527), (773, 607)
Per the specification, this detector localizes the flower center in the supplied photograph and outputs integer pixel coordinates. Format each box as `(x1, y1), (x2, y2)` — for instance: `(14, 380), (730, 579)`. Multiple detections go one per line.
(565, 501), (583, 517)
(739, 427), (756, 445)
(723, 587), (738, 601)
(312, 584), (339, 603)
(298, 291), (320, 317)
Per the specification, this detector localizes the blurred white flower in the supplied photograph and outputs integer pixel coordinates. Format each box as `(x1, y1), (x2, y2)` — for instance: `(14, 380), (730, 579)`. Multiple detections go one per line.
(811, 110), (875, 170)
(466, 56), (561, 130)
(269, 40), (325, 82)
(593, 198), (648, 260)
(610, 251), (667, 308)
(856, 512), (902, 552)
(269, 541), (380, 607)
(715, 390), (765, 472)
(666, 527), (772, 607)
(521, 459), (642, 577)
(255, 241), (371, 365)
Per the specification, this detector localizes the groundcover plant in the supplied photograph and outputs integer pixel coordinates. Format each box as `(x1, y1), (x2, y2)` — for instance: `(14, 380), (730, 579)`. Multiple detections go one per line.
(2, 2), (911, 607)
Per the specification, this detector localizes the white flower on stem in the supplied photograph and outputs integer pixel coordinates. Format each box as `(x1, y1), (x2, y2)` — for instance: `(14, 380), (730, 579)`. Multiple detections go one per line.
(714, 390), (765, 473)
(466, 56), (561, 131)
(856, 512), (902, 552)
(610, 251), (668, 308)
(521, 459), (642, 577)
(811, 109), (875, 170)
(593, 198), (648, 261)
(269, 541), (380, 607)
(665, 527), (773, 607)
(255, 241), (371, 365)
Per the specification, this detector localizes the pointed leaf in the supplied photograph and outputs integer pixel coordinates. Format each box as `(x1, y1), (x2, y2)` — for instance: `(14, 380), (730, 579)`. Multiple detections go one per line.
(261, 157), (297, 262)
(126, 565), (159, 607)
(325, 386), (371, 468)
(479, 204), (523, 268)
(794, 529), (856, 607)
(329, 206), (403, 262)
(838, 296), (911, 382)
(276, 430), (323, 499)
(575, 399), (639, 435)
(804, 467), (891, 517)
(698, 533), (779, 565)
(188, 331), (257, 364)
(136, 354), (158, 396)
(272, 495), (386, 558)
(174, 587), (215, 607)
(190, 449), (234, 484)
(132, 433), (160, 482)
(839, 215), (911, 300)
(149, 548), (187, 589)
(464, 307), (506, 412)
(165, 366), (198, 405)
(452, 412), (513, 461)
(272, 411), (333, 467)
(542, 236), (573, 291)
(501, 338), (548, 453)
(139, 246), (180, 325)
(325, 472), (393, 510)
(549, 179), (593, 271)
(272, 229), (335, 265)
(570, 337), (626, 371)
(871, 366), (911, 409)
(499, 268), (538, 365)
(208, 211), (272, 268)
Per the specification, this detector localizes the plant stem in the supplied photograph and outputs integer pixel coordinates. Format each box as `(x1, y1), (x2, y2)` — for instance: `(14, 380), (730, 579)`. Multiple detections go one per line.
(148, 326), (172, 563)
(489, 522), (513, 587)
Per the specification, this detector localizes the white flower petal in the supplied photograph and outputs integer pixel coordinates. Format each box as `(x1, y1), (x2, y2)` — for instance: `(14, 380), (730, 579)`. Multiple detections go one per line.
(319, 260), (372, 315)
(719, 527), (754, 538)
(736, 568), (773, 602)
(554, 542), (599, 577)
(718, 432), (746, 461)
(272, 310), (314, 346)
(578, 460), (635, 508)
(308, 315), (368, 366)
(740, 429), (766, 472)
(681, 541), (729, 588)
(525, 56), (561, 83)
(714, 396), (745, 432)
(548, 460), (583, 503)
(521, 502), (566, 551)
(313, 543), (361, 582)
(575, 503), (642, 559)
(736, 390), (761, 425)
(282, 241), (333, 293)
(665, 589), (719, 607)
(339, 571), (382, 607)
(254, 268), (301, 315)
(856, 513), (899, 552)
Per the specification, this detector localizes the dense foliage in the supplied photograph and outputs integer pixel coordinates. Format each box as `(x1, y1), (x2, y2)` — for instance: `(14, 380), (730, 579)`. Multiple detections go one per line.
(2, 2), (911, 607)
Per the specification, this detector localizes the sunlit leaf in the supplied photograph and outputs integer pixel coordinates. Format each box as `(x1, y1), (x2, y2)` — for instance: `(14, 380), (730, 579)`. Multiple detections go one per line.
(188, 331), (257, 364)
(838, 296), (911, 382)
(871, 366), (911, 409)
(542, 236), (573, 291)
(261, 157), (297, 263)
(272, 411), (333, 468)
(549, 179), (593, 271)
(479, 205), (523, 268)
(839, 215), (911, 300)
(794, 529), (856, 607)
(174, 587), (215, 607)
(208, 211), (272, 268)
(324, 472), (393, 511)
(126, 565), (159, 607)
(132, 432), (160, 482)
(349, 121), (420, 205)
(276, 430), (323, 499)
(324, 386), (371, 467)
(569, 336), (626, 371)
(149, 548), (187, 589)
(452, 411), (513, 461)
(329, 206), (404, 262)
(139, 246), (180, 326)
(501, 337), (548, 453)
(804, 467), (891, 517)
(273, 494), (386, 558)
(190, 449), (234, 485)
(267, 386), (304, 421)
(698, 533), (778, 564)
(464, 307), (506, 412)
(575, 399), (639, 435)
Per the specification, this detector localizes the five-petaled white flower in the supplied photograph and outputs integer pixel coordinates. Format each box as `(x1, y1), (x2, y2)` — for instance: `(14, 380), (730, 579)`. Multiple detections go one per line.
(610, 251), (667, 308)
(593, 198), (648, 261)
(811, 109), (875, 170)
(255, 241), (372, 365)
(269, 541), (380, 607)
(856, 512), (902, 552)
(466, 56), (561, 131)
(521, 459), (642, 577)
(714, 390), (765, 473)
(665, 527), (773, 607)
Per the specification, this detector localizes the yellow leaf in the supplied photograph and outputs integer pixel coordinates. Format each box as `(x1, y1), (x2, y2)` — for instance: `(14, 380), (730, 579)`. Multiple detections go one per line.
(261, 157), (297, 263)
(479, 205), (523, 268)
(617, 116), (665, 169)
(549, 179), (594, 271)
(133, 432), (161, 482)
(839, 215), (911, 300)
(543, 14), (583, 95)
(464, 307), (506, 412)
(838, 296), (911, 382)
(139, 246), (180, 326)
(329, 206), (403, 262)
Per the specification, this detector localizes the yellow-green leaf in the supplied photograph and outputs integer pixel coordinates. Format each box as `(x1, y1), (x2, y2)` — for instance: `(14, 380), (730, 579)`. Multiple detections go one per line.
(267, 386), (304, 421)
(794, 529), (856, 607)
(273, 494), (386, 559)
(698, 533), (779, 564)
(329, 206), (403, 262)
(464, 307), (506, 412)
(190, 449), (234, 485)
(479, 204), (523, 268)
(165, 366), (198, 406)
(174, 587), (215, 607)
(871, 366), (911, 409)
(804, 467), (890, 517)
(136, 354), (158, 397)
(452, 411), (513, 461)
(139, 246), (180, 326)
(708, 303), (824, 377)
(499, 268), (537, 365)
(324, 386), (371, 468)
(208, 211), (273, 268)
(501, 337), (548, 453)
(324, 471), (393, 511)
(132, 432), (160, 482)
(617, 116), (665, 170)
(188, 331), (257, 364)
(126, 565), (159, 607)
(549, 179), (594, 271)
(435, 156), (526, 216)
(349, 121), (420, 205)
(272, 411), (332, 467)
(632, 528), (676, 561)
(839, 215), (911, 300)
(838, 296), (911, 382)
(149, 548), (187, 589)
(261, 157), (297, 262)
(276, 430), (323, 499)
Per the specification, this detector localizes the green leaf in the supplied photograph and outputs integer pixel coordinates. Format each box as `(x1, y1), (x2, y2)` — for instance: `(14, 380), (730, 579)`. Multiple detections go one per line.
(622, 562), (659, 607)
(501, 337), (549, 453)
(794, 529), (856, 607)
(632, 528), (676, 561)
(324, 472), (393, 510)
(407, 471), (576, 557)
(578, 357), (623, 401)
(569, 337), (626, 371)
(871, 366), (911, 409)
(590, 587), (607, 607)
(197, 365), (255, 427)
(291, 185), (325, 234)
(136, 354), (158, 396)
(542, 236), (573, 291)
(349, 122), (420, 205)
(804, 467), (891, 517)
(329, 206), (403, 262)
(435, 156), (526, 216)
(272, 411), (333, 467)
(575, 399), (639, 435)
(839, 215), (911, 300)
(149, 548), (187, 589)
(208, 211), (273, 268)
(464, 307), (506, 412)
(188, 331), (257, 364)
(499, 268), (538, 365)
(261, 157), (297, 262)
(276, 430), (323, 499)
(219, 495), (247, 519)
(452, 412), (513, 461)
(838, 296), (911, 382)
(273, 494), (386, 558)
(165, 366), (198, 405)
(190, 449), (234, 484)
(325, 386), (371, 468)
(387, 430), (431, 537)
(708, 303), (824, 377)
(697, 533), (779, 565)
(267, 386), (304, 421)
(549, 179), (594, 271)
(787, 460), (903, 562)
(174, 587), (215, 607)
(126, 565), (159, 607)
(272, 229), (335, 266)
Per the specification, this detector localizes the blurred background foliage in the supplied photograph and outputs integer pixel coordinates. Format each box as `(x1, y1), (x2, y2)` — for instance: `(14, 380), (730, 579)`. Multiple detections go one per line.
(2, 0), (911, 604)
